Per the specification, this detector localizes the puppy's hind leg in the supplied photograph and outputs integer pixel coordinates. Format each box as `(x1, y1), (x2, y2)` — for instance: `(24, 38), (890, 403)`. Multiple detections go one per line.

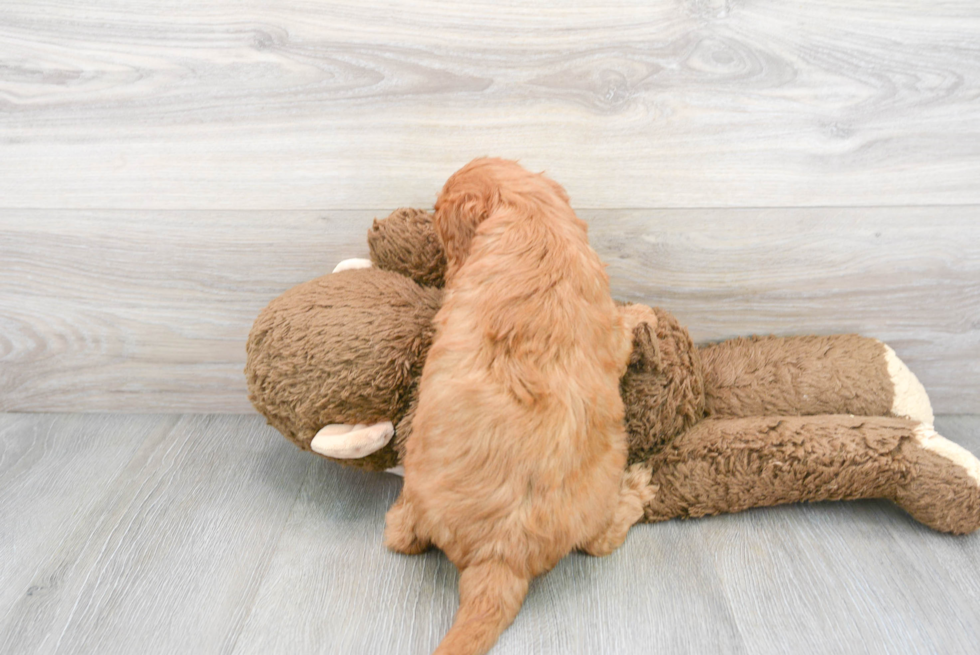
(581, 463), (656, 557)
(384, 492), (430, 555)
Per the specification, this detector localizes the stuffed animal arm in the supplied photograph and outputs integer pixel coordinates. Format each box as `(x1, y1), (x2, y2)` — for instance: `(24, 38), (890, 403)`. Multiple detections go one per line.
(245, 208), (980, 534)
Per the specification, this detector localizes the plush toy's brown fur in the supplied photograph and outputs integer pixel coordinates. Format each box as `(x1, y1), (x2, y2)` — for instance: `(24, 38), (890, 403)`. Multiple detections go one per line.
(246, 265), (441, 471)
(245, 208), (980, 535)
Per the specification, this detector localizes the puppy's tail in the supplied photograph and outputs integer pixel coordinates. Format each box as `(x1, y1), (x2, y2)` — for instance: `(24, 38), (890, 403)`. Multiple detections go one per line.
(433, 559), (530, 655)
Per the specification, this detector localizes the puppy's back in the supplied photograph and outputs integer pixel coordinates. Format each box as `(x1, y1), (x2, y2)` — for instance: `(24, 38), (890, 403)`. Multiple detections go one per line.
(398, 159), (632, 655)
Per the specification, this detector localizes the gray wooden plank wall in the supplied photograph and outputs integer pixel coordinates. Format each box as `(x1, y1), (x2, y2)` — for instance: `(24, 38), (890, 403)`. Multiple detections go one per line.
(2, 209), (979, 413)
(1, 0), (979, 413)
(3, 1), (980, 209)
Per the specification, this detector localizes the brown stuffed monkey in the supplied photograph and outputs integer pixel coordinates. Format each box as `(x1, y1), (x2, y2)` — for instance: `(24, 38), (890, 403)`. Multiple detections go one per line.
(245, 208), (980, 534)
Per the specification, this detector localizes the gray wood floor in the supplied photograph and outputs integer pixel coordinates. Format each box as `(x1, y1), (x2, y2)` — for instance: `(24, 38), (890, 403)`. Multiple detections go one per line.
(2, 412), (979, 654)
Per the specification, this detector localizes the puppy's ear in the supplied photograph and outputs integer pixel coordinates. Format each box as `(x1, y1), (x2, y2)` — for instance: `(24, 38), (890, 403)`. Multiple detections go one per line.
(433, 186), (500, 276)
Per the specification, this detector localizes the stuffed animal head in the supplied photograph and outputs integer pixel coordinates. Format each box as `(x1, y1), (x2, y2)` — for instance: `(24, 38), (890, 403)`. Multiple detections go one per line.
(368, 208), (446, 287)
(245, 208), (446, 472)
(246, 207), (705, 472)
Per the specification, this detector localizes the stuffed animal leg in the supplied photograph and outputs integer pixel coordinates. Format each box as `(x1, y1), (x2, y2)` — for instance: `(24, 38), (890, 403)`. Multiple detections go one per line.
(643, 415), (980, 534)
(700, 335), (933, 425)
(621, 308), (979, 534)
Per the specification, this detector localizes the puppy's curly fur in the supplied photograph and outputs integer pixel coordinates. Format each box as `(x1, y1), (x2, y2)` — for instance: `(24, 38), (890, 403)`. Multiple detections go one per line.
(384, 158), (655, 655)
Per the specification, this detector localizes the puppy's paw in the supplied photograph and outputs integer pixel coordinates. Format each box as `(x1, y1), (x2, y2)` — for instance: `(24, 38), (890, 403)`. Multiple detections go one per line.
(581, 464), (657, 557)
(622, 463), (658, 520)
(384, 497), (429, 555)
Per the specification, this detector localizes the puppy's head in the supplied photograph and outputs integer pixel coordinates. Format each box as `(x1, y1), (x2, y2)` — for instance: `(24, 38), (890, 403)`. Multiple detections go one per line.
(433, 158), (504, 278)
(433, 158), (570, 278)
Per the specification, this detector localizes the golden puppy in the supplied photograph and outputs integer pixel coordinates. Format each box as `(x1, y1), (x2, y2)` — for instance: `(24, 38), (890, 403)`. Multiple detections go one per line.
(385, 158), (655, 655)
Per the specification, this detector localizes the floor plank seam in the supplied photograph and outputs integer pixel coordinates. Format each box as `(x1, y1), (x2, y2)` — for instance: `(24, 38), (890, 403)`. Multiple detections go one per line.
(46, 415), (184, 655)
(224, 456), (316, 655)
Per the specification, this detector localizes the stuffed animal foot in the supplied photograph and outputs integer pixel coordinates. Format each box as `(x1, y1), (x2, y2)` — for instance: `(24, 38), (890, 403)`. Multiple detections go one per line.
(310, 422), (395, 459)
(883, 344), (934, 425)
(700, 335), (934, 425)
(894, 424), (980, 534)
(581, 463), (657, 557)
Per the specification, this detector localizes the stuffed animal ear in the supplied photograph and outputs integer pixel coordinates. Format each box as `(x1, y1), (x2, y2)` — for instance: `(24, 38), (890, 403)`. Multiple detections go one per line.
(367, 208), (447, 287)
(630, 320), (662, 372)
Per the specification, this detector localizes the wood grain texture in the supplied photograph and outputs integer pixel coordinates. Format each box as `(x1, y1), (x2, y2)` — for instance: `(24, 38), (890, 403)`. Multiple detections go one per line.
(597, 207), (980, 414)
(0, 413), (312, 655)
(1, 413), (978, 654)
(0, 210), (372, 412)
(2, 208), (977, 413)
(0, 414), (168, 624)
(1, 1), (979, 209)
